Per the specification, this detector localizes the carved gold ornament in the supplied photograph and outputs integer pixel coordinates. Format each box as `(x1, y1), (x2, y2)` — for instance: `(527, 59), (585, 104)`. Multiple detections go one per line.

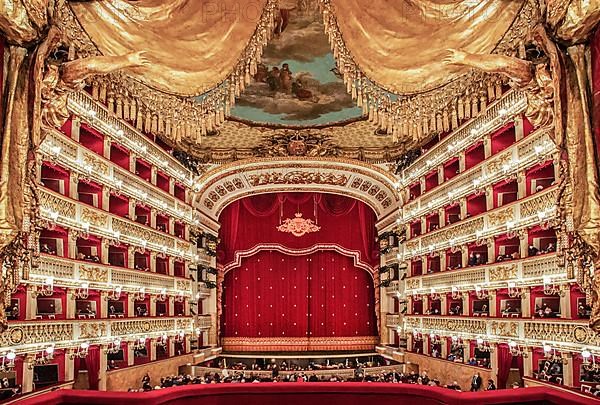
(277, 213), (321, 237)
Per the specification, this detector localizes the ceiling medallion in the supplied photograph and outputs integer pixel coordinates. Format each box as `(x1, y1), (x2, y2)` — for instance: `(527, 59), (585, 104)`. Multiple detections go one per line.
(254, 131), (341, 158)
(277, 213), (321, 237)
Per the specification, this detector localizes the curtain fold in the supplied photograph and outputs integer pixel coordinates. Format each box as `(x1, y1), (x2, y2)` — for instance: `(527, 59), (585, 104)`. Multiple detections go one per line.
(327, 0), (524, 94)
(86, 345), (101, 390)
(496, 343), (513, 389)
(69, 0), (269, 96)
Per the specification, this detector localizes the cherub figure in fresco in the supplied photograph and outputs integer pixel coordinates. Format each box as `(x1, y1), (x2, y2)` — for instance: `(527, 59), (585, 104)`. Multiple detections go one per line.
(280, 63), (293, 93)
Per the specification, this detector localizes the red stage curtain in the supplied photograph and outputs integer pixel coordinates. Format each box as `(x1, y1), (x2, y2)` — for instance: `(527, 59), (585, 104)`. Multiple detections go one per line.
(218, 193), (378, 267)
(86, 345), (100, 390)
(221, 250), (376, 339)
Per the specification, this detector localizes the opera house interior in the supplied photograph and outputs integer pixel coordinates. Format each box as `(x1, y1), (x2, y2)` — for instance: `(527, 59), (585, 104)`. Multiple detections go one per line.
(2, 0), (600, 404)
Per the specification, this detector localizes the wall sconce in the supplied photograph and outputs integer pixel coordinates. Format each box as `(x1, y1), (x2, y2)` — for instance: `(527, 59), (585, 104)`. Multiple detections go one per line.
(69, 342), (89, 359)
(156, 288), (167, 302)
(108, 285), (122, 300)
(475, 285), (489, 299)
(451, 286), (462, 300)
(476, 337), (493, 352)
(106, 339), (121, 355)
(429, 333), (440, 344)
(155, 335), (168, 349)
(430, 288), (441, 301)
(75, 282), (89, 299)
(0, 351), (16, 372)
(134, 337), (147, 350)
(134, 287), (146, 301)
(29, 346), (55, 369)
(413, 331), (423, 342)
(412, 293), (422, 302)
(543, 276), (559, 296)
(175, 331), (186, 342)
(35, 276), (54, 297)
(507, 281), (522, 298)
(175, 291), (185, 303)
(582, 349), (600, 372)
(508, 341), (527, 357)
(543, 344), (567, 364)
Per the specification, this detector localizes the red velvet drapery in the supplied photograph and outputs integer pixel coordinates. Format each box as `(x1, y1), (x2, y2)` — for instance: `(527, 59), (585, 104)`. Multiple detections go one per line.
(221, 250), (377, 339)
(496, 344), (523, 389)
(86, 345), (100, 390)
(217, 193), (379, 268)
(218, 193), (379, 351)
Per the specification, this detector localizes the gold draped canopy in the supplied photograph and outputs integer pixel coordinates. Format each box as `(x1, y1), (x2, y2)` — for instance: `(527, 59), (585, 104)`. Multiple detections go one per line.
(328, 0), (524, 94)
(70, 0), (523, 97)
(70, 0), (269, 96)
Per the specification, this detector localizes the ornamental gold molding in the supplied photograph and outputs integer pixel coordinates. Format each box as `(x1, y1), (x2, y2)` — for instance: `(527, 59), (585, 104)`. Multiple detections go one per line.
(79, 322), (106, 339)
(110, 318), (178, 337)
(80, 207), (108, 228)
(39, 191), (76, 219)
(490, 320), (518, 338)
(248, 171), (348, 187)
(488, 208), (515, 227)
(79, 264), (109, 283)
(0, 323), (73, 347)
(82, 152), (109, 177)
(489, 264), (518, 281)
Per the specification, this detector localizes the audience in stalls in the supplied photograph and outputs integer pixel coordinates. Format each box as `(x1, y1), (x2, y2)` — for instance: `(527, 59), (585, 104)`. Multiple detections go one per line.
(222, 358), (384, 371)
(127, 370), (500, 393)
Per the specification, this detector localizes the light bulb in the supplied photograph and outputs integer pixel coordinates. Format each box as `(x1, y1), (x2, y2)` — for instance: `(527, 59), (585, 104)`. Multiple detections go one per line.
(6, 352), (15, 360)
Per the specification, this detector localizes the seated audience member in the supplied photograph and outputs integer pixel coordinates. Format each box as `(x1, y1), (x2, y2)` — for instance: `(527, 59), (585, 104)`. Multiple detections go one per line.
(528, 245), (539, 256)
(486, 379), (496, 390)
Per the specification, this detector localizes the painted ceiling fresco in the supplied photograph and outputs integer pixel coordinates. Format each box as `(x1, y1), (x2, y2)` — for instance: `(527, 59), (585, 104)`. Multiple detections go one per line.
(229, 3), (363, 127)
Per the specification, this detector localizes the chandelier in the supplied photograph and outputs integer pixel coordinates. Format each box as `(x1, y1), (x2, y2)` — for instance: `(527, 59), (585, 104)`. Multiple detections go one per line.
(277, 196), (321, 237)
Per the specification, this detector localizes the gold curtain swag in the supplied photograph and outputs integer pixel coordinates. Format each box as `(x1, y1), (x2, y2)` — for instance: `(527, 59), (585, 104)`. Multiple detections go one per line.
(70, 0), (270, 96)
(326, 0), (524, 95)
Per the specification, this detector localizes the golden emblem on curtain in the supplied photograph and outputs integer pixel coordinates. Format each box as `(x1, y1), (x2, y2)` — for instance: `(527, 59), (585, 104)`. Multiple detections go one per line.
(277, 213), (321, 237)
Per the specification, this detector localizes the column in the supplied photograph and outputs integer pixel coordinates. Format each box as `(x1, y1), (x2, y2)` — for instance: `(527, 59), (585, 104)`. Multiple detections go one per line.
(560, 285), (571, 318)
(101, 188), (110, 213)
(127, 342), (135, 366)
(458, 152), (466, 172)
(521, 288), (531, 318)
(22, 355), (34, 393)
(406, 332), (414, 352)
(438, 208), (446, 228)
(150, 339), (157, 361)
(150, 166), (158, 186)
(71, 117), (81, 142)
(522, 347), (534, 378)
(514, 116), (524, 141)
(149, 252), (157, 273)
(460, 198), (467, 220)
(168, 297), (175, 317)
(128, 199), (136, 221)
(100, 291), (109, 318)
(419, 177), (426, 196)
(66, 289), (76, 319)
(184, 298), (191, 316)
(127, 246), (135, 269)
(103, 138), (111, 160)
(487, 240), (495, 265)
(150, 208), (157, 229)
(483, 135), (492, 159)
(129, 154), (137, 173)
(169, 178), (175, 195)
(517, 172), (527, 200)
(26, 286), (37, 320)
(441, 337), (449, 359)
(65, 349), (75, 382)
(461, 247), (468, 269)
(422, 256), (428, 276)
(168, 256), (175, 276)
(68, 230), (78, 260)
(437, 166), (444, 185)
(98, 345), (108, 391)
(69, 173), (79, 200)
(101, 239), (109, 265)
(563, 352), (574, 386)
(440, 295), (448, 315)
(149, 297), (157, 317)
(420, 217), (426, 236)
(489, 343), (499, 383)
(127, 294), (134, 318)
(462, 294), (469, 316)
(489, 290), (497, 317)
(422, 295), (429, 314)
(520, 231), (529, 259)
(168, 217), (175, 235)
(184, 335), (191, 353)
(407, 296), (413, 315)
(168, 339), (175, 358)
(485, 186), (494, 211)
(422, 336), (430, 356)
(463, 339), (471, 363)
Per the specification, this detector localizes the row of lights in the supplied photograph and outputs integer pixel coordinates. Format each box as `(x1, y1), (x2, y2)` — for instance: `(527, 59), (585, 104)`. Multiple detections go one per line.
(41, 139), (194, 225)
(399, 135), (555, 225)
